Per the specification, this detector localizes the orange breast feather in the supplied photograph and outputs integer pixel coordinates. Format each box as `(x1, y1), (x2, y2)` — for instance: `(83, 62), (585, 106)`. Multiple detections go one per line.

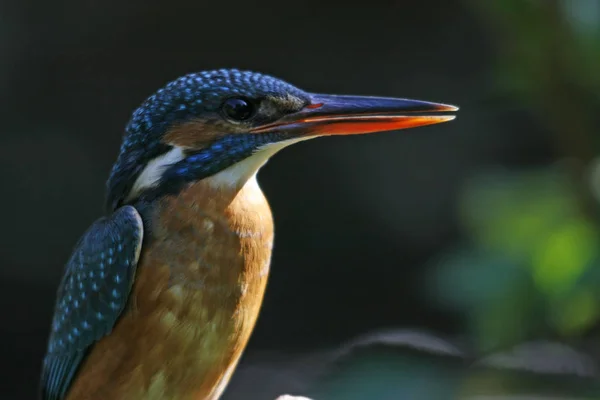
(66, 177), (273, 400)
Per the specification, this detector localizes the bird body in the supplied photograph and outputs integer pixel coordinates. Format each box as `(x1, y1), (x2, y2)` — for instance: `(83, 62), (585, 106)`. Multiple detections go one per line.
(40, 69), (457, 400)
(64, 173), (273, 400)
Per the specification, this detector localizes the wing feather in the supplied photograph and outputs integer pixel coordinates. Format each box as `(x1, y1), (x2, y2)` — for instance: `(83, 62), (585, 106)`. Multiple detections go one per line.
(39, 205), (144, 400)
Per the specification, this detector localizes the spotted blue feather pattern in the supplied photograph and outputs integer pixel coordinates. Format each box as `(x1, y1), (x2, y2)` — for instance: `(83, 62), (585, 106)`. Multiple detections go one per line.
(124, 69), (305, 140)
(40, 206), (143, 400)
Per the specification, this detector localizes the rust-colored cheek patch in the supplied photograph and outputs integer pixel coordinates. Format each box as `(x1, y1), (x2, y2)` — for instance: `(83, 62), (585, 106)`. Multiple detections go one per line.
(163, 119), (231, 149)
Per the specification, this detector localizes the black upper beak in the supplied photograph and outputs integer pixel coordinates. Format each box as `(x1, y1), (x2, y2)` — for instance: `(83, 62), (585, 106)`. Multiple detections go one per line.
(251, 94), (458, 136)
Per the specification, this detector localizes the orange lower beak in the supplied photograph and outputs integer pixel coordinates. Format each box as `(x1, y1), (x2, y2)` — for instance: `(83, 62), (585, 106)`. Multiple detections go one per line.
(250, 94), (458, 136)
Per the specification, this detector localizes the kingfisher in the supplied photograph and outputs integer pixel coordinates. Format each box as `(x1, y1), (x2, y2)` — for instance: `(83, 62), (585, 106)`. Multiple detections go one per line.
(39, 69), (457, 400)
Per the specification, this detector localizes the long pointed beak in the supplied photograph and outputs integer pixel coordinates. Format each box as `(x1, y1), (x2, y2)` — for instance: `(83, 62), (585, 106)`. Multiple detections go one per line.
(250, 94), (458, 136)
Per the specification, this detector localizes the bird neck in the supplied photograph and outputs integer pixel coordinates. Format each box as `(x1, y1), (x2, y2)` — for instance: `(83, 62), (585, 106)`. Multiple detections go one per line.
(122, 133), (294, 209)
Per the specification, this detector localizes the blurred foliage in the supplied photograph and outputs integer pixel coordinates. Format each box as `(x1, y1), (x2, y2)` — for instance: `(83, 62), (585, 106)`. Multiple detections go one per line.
(310, 1), (600, 397)
(469, 0), (600, 159)
(427, 0), (600, 352)
(429, 167), (600, 350)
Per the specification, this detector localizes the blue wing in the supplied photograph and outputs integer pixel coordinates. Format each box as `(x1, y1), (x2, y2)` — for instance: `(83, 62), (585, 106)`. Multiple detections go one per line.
(40, 205), (144, 400)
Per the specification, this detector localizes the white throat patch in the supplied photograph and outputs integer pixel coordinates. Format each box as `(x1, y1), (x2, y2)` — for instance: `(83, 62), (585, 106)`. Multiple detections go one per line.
(207, 137), (312, 188)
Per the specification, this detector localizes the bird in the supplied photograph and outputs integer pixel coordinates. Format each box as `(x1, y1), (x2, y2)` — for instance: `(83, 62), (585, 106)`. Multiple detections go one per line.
(39, 68), (458, 400)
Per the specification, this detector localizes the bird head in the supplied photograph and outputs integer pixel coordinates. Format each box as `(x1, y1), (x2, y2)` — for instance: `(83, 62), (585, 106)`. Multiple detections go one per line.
(106, 69), (457, 211)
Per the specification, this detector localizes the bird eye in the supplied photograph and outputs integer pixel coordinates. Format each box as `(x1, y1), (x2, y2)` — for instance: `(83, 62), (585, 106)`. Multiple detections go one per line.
(222, 97), (256, 122)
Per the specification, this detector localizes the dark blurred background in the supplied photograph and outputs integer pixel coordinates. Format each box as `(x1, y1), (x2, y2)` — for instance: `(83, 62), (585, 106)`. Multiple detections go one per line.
(3, 0), (600, 399)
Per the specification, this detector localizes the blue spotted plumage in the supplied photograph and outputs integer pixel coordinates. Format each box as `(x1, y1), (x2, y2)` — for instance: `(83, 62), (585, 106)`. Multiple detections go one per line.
(40, 206), (143, 400)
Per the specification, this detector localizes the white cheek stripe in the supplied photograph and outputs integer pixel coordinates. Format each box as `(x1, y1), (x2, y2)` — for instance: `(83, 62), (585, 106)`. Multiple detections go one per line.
(125, 146), (186, 202)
